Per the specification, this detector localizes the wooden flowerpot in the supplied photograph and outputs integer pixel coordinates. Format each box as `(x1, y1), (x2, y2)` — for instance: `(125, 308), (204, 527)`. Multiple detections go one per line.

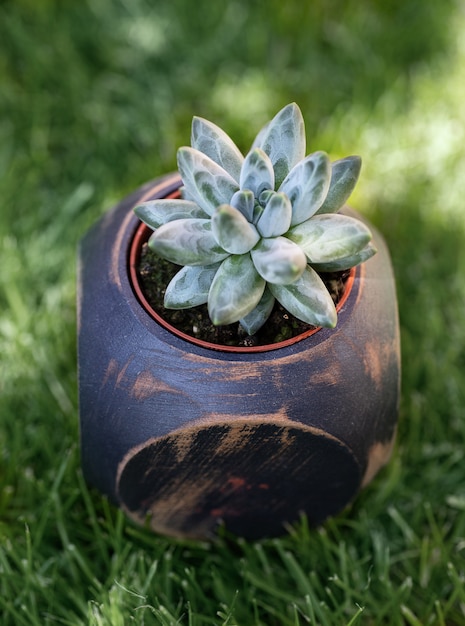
(77, 173), (400, 540)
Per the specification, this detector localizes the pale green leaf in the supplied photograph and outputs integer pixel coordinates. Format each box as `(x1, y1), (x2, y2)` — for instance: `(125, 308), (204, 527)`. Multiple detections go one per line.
(252, 103), (306, 187)
(164, 264), (220, 309)
(211, 204), (260, 254)
(251, 236), (307, 285)
(191, 116), (244, 183)
(279, 151), (331, 226)
(258, 189), (274, 206)
(230, 189), (255, 222)
(256, 192), (292, 238)
(240, 288), (275, 335)
(177, 147), (239, 216)
(310, 242), (377, 272)
(316, 156), (362, 214)
(134, 199), (208, 229)
(208, 254), (266, 326)
(252, 202), (264, 224)
(287, 213), (372, 263)
(269, 266), (337, 328)
(179, 185), (196, 202)
(240, 148), (275, 197)
(148, 218), (229, 266)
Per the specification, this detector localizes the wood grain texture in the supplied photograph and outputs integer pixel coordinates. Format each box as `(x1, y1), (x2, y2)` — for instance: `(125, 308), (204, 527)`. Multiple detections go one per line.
(77, 174), (400, 539)
(117, 421), (360, 540)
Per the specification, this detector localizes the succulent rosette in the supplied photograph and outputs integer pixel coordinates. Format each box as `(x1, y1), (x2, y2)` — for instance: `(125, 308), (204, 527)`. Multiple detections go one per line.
(134, 103), (376, 335)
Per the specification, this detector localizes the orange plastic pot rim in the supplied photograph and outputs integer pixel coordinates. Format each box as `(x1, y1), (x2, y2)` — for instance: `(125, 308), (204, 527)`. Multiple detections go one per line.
(128, 190), (356, 353)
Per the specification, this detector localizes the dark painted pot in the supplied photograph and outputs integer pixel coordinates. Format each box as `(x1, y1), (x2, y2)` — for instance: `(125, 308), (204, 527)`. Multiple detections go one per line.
(77, 173), (400, 540)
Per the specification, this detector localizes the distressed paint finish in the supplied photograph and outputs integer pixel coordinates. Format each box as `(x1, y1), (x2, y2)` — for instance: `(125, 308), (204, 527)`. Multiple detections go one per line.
(77, 174), (400, 540)
(117, 420), (360, 540)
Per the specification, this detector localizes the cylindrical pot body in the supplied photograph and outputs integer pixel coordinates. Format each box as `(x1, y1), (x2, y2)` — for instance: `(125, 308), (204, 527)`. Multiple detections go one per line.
(77, 173), (400, 540)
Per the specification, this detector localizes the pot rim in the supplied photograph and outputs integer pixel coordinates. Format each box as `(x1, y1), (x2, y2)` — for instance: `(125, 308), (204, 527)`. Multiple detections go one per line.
(128, 189), (356, 353)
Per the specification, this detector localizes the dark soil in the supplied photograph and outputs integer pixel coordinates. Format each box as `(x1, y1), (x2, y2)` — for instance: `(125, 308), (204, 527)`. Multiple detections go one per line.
(136, 243), (350, 347)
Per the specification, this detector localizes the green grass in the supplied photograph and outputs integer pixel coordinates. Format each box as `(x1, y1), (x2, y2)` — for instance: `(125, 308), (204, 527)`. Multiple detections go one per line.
(1, 0), (465, 623)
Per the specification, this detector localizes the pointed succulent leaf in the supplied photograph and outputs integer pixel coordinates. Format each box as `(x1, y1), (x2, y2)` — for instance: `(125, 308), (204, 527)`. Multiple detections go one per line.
(256, 192), (292, 238)
(311, 242), (377, 272)
(179, 185), (197, 202)
(240, 288), (275, 335)
(251, 236), (307, 285)
(269, 266), (337, 328)
(258, 189), (274, 206)
(252, 202), (264, 224)
(252, 103), (306, 187)
(208, 254), (266, 326)
(250, 121), (269, 152)
(316, 156), (362, 214)
(134, 199), (209, 229)
(164, 263), (220, 309)
(211, 204), (260, 254)
(287, 213), (372, 263)
(279, 151), (331, 226)
(230, 189), (255, 222)
(191, 116), (244, 183)
(148, 218), (229, 266)
(239, 147), (275, 197)
(177, 147), (239, 216)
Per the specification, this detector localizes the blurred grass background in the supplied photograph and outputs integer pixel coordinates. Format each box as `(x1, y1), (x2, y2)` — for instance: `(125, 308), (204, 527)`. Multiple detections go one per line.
(1, 0), (465, 624)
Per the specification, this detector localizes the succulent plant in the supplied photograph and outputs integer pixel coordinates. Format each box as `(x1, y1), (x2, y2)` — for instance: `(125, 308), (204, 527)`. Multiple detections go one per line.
(134, 103), (376, 335)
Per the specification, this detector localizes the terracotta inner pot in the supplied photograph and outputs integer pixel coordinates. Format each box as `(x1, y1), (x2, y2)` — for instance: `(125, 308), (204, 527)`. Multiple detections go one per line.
(128, 191), (356, 353)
